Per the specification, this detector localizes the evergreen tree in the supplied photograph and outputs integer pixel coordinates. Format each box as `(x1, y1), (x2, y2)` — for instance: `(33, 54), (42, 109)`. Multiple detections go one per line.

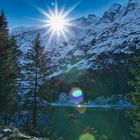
(0, 10), (8, 45)
(23, 33), (47, 130)
(126, 50), (140, 139)
(0, 10), (20, 125)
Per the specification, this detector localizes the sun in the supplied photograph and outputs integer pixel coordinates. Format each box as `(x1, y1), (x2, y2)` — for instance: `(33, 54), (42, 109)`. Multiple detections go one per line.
(45, 10), (70, 36)
(38, 1), (81, 44)
(49, 15), (65, 31)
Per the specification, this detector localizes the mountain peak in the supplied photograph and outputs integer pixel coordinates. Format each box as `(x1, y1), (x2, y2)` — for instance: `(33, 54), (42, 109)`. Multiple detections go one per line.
(129, 0), (140, 4)
(128, 0), (140, 8)
(88, 14), (96, 19)
(123, 0), (140, 16)
(109, 3), (122, 11)
(100, 3), (121, 23)
(11, 26), (37, 35)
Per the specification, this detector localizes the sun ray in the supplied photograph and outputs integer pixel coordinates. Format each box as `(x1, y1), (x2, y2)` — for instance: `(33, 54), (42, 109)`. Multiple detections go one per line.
(62, 0), (82, 18)
(60, 30), (67, 41)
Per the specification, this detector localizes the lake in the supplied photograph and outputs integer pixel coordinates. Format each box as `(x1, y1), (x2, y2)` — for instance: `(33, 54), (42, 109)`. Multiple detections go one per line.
(39, 106), (135, 140)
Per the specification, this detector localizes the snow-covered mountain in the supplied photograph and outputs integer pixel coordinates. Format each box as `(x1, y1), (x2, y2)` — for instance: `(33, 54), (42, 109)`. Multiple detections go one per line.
(11, 0), (140, 79)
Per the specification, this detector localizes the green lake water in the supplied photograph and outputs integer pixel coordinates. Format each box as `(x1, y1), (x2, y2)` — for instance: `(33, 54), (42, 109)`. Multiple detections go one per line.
(42, 107), (134, 140)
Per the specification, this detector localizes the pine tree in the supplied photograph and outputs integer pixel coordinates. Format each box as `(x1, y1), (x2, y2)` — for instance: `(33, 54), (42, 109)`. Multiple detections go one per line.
(0, 10), (20, 125)
(0, 10), (8, 44)
(126, 50), (140, 138)
(23, 33), (47, 130)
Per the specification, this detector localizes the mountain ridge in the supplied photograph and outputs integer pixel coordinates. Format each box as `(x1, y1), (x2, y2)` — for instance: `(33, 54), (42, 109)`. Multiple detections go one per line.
(11, 0), (140, 79)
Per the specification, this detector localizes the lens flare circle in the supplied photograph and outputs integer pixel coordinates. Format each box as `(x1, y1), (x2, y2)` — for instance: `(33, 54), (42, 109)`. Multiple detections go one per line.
(51, 2), (55, 6)
(79, 133), (95, 140)
(72, 89), (82, 97)
(69, 87), (83, 104)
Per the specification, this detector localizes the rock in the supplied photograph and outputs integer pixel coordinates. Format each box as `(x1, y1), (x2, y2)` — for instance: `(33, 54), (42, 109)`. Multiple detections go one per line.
(100, 3), (121, 23)
(2, 128), (12, 133)
(94, 96), (109, 105)
(0, 128), (48, 140)
(58, 92), (68, 102)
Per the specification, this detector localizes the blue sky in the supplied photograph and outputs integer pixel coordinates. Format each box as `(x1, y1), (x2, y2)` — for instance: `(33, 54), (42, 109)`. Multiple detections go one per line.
(0, 0), (128, 29)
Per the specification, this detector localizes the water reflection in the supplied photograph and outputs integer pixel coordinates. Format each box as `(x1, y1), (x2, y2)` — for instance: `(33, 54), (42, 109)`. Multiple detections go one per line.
(49, 107), (133, 140)
(99, 135), (108, 140)
(16, 107), (133, 140)
(76, 104), (87, 114)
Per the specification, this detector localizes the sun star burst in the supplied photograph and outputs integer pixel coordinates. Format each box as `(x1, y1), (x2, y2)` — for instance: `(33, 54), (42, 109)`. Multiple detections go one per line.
(45, 11), (70, 37)
(38, 1), (81, 45)
(41, 5), (73, 44)
(49, 15), (65, 31)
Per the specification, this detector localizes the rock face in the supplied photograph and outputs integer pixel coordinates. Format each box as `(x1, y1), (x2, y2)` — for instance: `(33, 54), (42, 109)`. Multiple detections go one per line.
(100, 3), (122, 23)
(11, 0), (140, 79)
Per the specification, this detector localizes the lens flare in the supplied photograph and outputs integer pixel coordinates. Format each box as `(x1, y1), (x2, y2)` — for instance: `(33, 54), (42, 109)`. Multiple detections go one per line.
(79, 133), (95, 140)
(38, 1), (81, 44)
(69, 87), (83, 104)
(51, 2), (55, 6)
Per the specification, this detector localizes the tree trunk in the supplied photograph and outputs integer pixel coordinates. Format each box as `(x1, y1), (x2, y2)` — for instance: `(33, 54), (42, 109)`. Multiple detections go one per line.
(32, 67), (38, 129)
(32, 42), (40, 129)
(4, 111), (8, 125)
